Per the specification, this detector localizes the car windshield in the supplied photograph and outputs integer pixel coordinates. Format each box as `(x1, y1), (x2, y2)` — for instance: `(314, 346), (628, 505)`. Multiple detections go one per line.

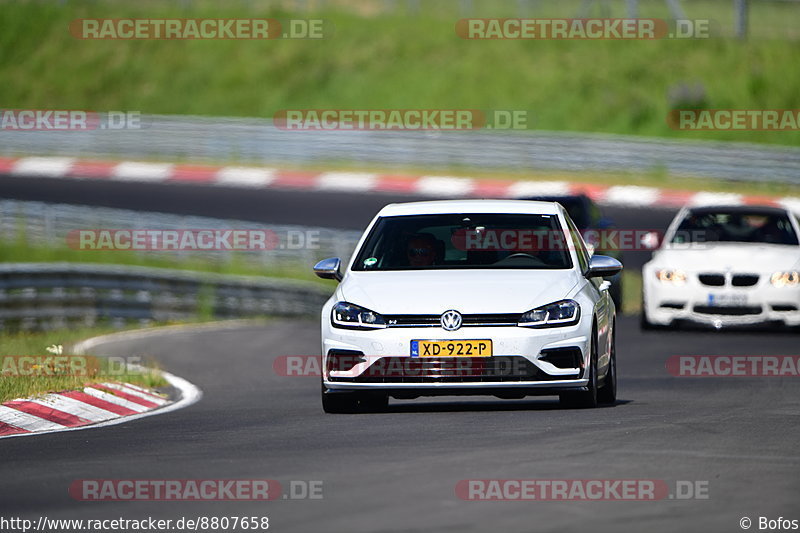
(671, 210), (799, 246)
(352, 213), (574, 271)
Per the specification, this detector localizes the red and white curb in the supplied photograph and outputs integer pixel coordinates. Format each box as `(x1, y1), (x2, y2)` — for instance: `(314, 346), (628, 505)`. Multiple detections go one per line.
(2, 155), (798, 211)
(0, 331), (203, 440)
(0, 382), (171, 438)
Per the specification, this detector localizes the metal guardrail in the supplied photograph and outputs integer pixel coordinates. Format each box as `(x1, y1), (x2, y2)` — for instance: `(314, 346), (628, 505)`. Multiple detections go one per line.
(0, 199), (363, 268)
(0, 262), (332, 331)
(1, 115), (798, 184)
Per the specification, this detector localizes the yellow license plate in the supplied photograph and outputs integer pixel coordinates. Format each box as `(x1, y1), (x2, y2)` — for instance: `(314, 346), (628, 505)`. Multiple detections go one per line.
(412, 340), (492, 357)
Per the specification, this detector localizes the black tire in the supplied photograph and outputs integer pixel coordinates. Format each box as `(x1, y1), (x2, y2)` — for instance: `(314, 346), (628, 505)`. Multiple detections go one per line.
(639, 296), (656, 330)
(359, 393), (389, 413)
(321, 381), (358, 414)
(560, 328), (598, 409)
(609, 281), (623, 314)
(597, 323), (617, 405)
(321, 382), (388, 414)
(322, 392), (359, 414)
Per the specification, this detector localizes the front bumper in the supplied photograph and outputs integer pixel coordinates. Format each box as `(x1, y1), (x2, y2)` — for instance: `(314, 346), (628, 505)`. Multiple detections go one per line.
(643, 276), (800, 328)
(321, 323), (591, 394)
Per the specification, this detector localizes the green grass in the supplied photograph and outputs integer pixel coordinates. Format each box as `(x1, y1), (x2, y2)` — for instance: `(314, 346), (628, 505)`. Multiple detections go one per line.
(0, 233), (337, 288)
(1, 0), (799, 146)
(0, 326), (168, 403)
(622, 270), (643, 316)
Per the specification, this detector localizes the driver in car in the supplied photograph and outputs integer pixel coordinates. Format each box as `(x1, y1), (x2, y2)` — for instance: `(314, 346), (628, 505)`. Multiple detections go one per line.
(406, 234), (438, 267)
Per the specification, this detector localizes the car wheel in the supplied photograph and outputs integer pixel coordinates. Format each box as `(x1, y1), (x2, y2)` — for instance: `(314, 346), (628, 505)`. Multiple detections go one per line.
(358, 393), (389, 413)
(321, 382), (359, 414)
(597, 323), (617, 405)
(610, 282), (623, 313)
(560, 329), (599, 409)
(639, 296), (657, 330)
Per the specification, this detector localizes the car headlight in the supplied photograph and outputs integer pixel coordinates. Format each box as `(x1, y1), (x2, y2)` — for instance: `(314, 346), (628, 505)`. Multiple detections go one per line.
(331, 301), (387, 330)
(656, 269), (687, 285)
(518, 299), (580, 328)
(770, 271), (799, 288)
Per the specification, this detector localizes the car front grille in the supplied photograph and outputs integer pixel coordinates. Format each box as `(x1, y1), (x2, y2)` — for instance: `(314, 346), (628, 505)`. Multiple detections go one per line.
(697, 273), (760, 287)
(384, 314), (521, 328)
(328, 356), (574, 383)
(698, 274), (726, 286)
(693, 305), (762, 316)
(731, 274), (759, 287)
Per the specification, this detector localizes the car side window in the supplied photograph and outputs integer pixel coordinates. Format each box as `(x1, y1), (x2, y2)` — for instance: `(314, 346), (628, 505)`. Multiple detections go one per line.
(565, 215), (589, 273)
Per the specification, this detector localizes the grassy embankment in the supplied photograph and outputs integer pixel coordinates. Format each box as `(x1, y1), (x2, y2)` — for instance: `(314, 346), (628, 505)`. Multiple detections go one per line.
(1, 0), (798, 149)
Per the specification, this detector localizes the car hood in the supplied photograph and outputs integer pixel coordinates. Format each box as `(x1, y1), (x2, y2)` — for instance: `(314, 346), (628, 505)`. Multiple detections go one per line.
(650, 243), (800, 272)
(339, 270), (581, 315)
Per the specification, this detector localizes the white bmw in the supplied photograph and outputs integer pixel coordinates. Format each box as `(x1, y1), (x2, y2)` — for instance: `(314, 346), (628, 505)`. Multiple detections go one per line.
(642, 205), (800, 330)
(313, 200), (622, 413)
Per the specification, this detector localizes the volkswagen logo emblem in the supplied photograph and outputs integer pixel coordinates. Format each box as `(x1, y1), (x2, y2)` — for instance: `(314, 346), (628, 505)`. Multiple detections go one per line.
(440, 310), (462, 331)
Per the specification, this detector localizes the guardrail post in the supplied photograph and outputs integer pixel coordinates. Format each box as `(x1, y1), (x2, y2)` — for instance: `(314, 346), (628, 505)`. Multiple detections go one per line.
(665, 0), (686, 20)
(626, 0), (638, 18)
(734, 0), (748, 39)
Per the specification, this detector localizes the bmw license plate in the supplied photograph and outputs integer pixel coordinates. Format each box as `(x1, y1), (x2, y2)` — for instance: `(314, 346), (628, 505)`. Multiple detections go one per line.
(707, 293), (748, 307)
(411, 340), (492, 357)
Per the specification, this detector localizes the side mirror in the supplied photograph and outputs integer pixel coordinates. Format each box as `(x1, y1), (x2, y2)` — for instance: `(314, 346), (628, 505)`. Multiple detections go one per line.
(313, 257), (342, 281)
(587, 255), (623, 278)
(640, 231), (660, 250)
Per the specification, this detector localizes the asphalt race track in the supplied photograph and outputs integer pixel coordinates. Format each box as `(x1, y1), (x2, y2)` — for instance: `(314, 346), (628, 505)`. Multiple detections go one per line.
(1, 175), (799, 532)
(2, 319), (799, 532)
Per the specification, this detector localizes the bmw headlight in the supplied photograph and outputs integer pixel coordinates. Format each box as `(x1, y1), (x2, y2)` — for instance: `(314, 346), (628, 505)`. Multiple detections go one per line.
(518, 300), (580, 328)
(331, 301), (387, 330)
(656, 269), (687, 285)
(770, 271), (799, 288)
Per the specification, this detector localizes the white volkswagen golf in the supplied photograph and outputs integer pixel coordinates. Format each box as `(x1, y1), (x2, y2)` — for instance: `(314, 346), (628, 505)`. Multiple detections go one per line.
(314, 200), (622, 413)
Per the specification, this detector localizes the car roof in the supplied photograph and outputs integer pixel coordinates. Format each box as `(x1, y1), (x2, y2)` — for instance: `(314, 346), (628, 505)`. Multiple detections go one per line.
(376, 199), (563, 217)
